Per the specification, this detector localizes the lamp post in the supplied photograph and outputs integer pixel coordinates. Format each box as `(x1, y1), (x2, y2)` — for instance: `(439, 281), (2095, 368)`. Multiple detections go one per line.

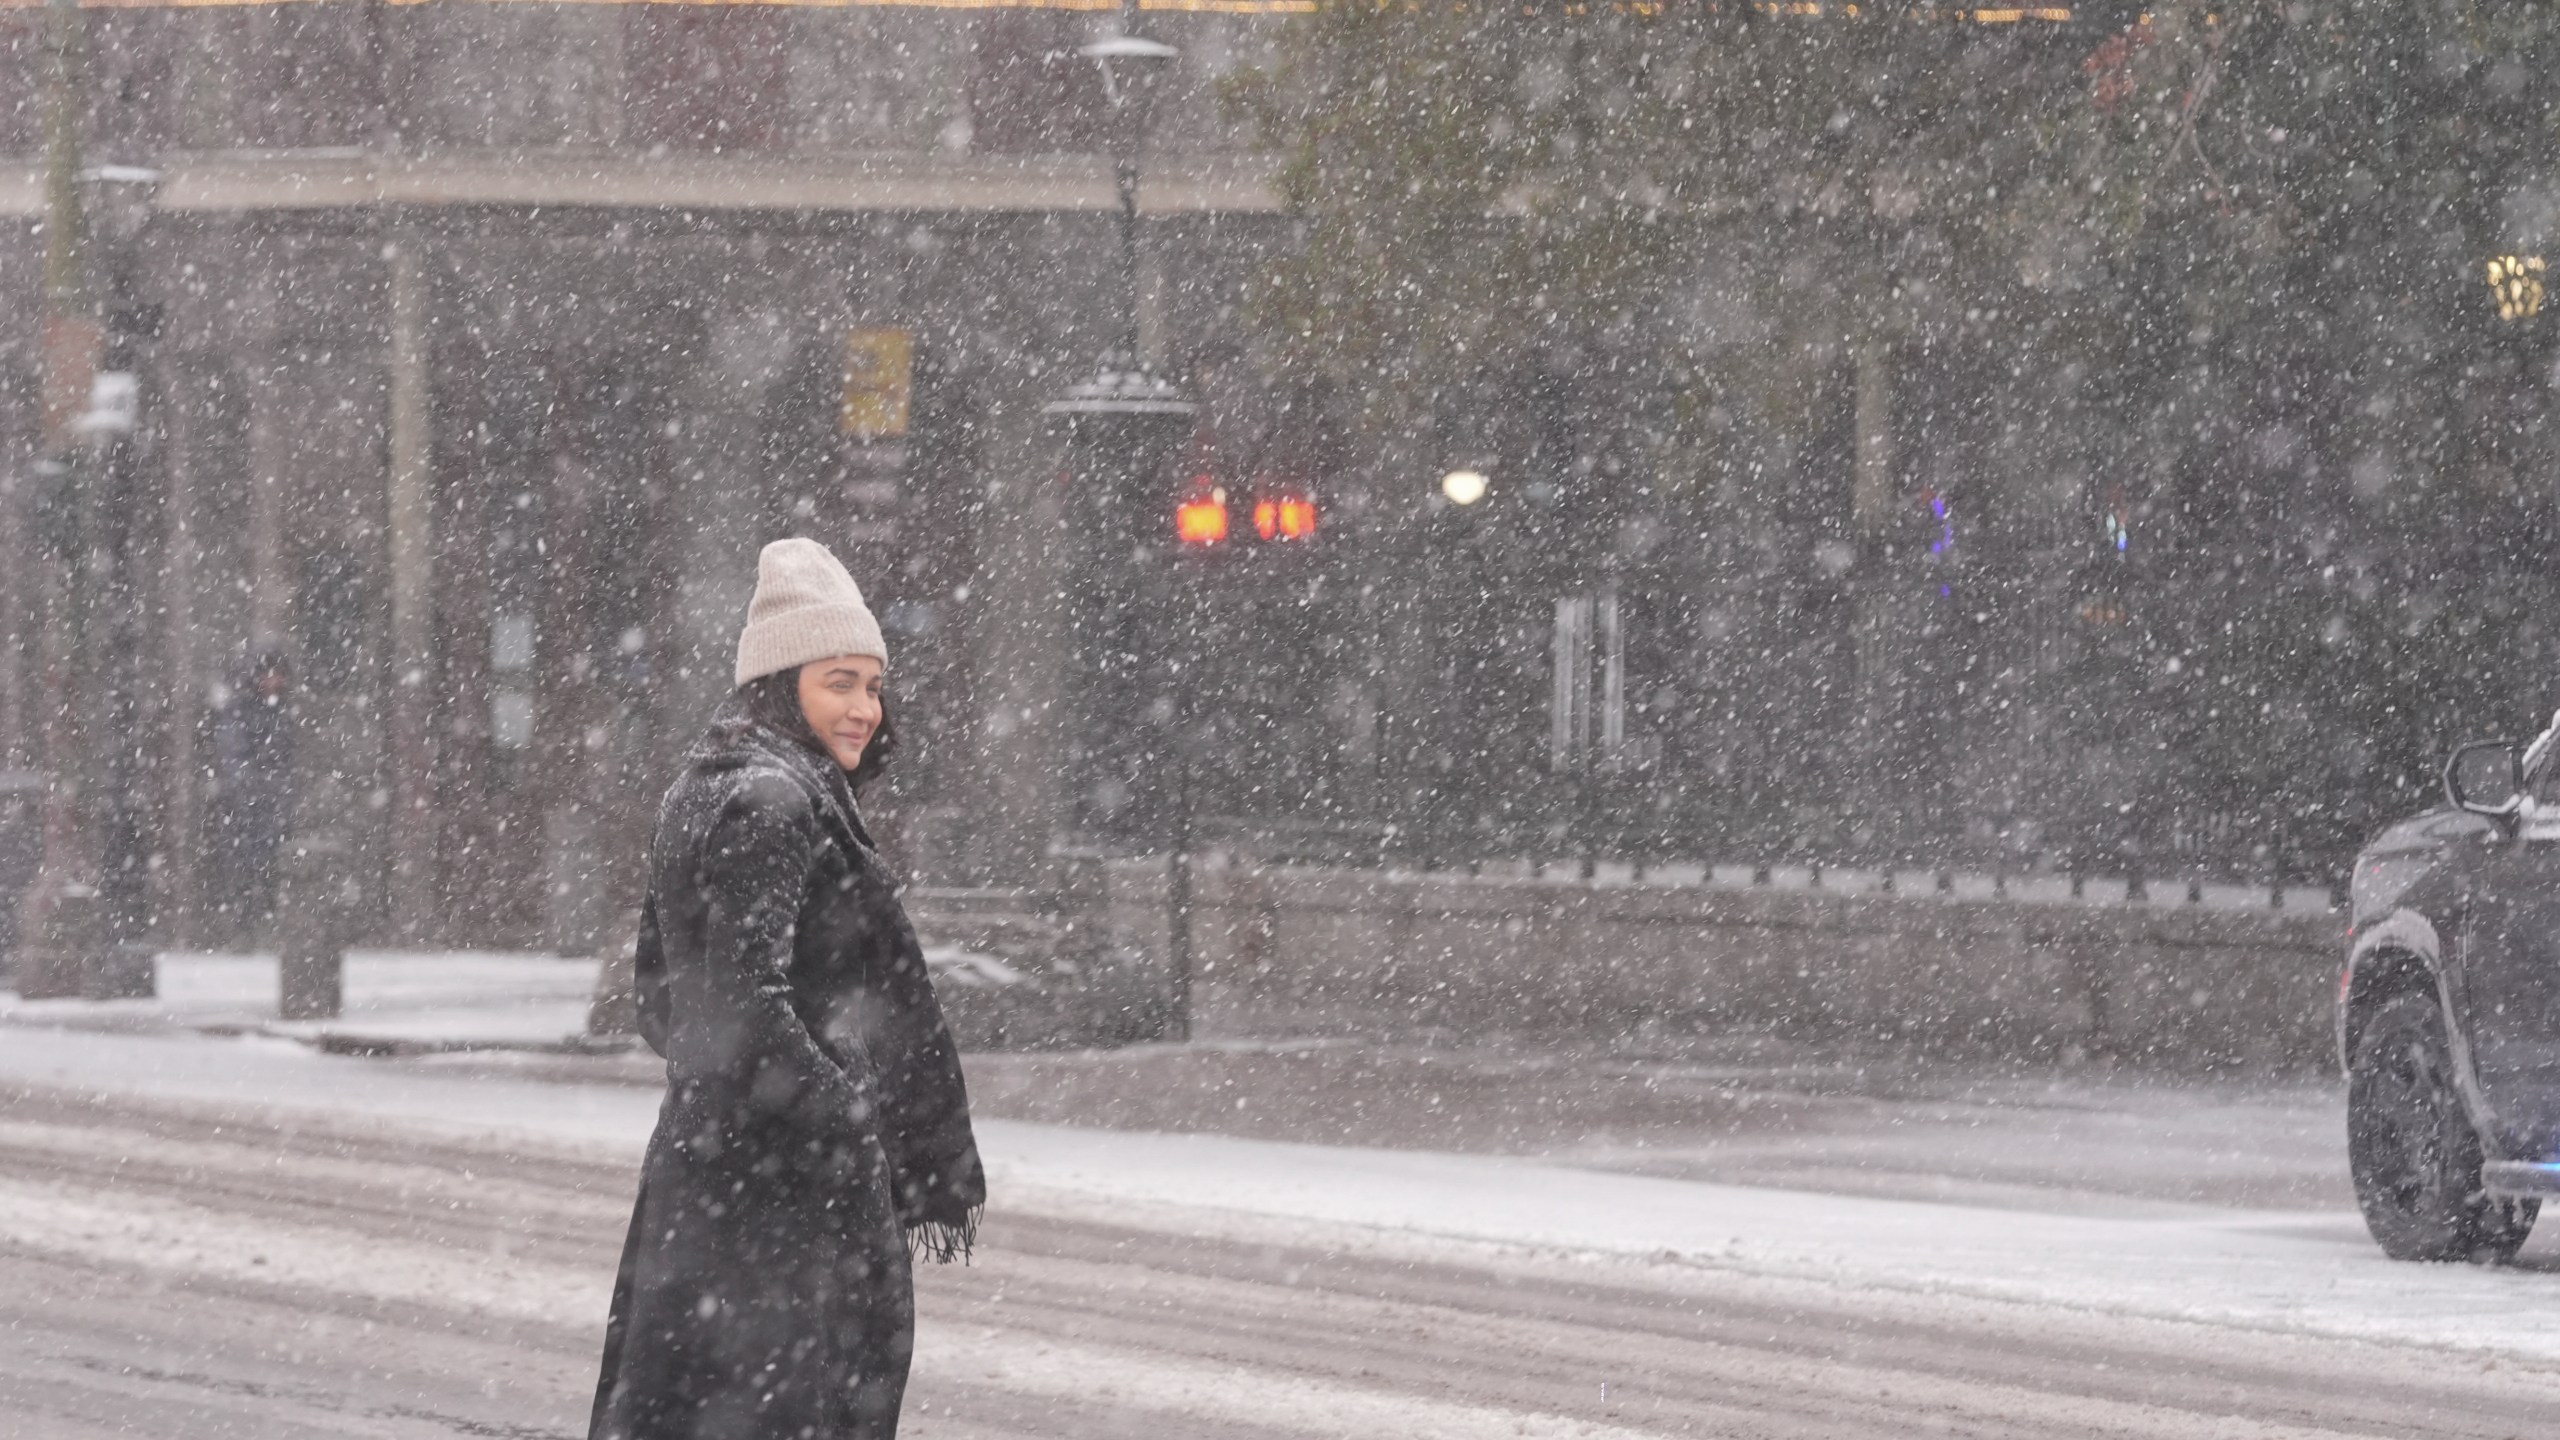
(1043, 366), (1198, 1040)
(1048, 23), (1191, 592)
(15, 0), (160, 999)
(1041, 25), (1197, 1037)
(14, 0), (98, 1000)
(1051, 23), (1192, 795)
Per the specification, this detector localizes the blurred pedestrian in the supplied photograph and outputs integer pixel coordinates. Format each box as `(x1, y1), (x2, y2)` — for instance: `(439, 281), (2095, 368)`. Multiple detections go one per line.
(207, 648), (297, 945)
(591, 538), (984, 1440)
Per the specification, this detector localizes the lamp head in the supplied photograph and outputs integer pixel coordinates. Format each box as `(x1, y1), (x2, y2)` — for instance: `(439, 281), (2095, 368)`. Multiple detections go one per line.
(1079, 34), (1179, 110)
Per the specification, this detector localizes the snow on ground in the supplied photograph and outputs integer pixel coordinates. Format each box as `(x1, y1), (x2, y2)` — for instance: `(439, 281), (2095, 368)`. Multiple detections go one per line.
(0, 950), (598, 1047)
(0, 1137), (1666, 1440)
(0, 1026), (656, 1153)
(3, 1025), (2558, 1370)
(0, 948), (1020, 1047)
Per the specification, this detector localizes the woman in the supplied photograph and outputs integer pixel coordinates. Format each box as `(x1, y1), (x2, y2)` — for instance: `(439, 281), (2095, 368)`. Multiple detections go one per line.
(591, 538), (984, 1440)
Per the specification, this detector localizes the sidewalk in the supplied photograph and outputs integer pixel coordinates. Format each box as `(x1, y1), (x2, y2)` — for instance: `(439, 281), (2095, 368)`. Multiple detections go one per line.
(0, 950), (605, 1055)
(1, 944), (1044, 1058)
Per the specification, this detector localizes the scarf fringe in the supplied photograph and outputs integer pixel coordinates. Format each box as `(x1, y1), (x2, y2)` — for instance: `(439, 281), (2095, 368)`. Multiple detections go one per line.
(906, 1205), (981, 1266)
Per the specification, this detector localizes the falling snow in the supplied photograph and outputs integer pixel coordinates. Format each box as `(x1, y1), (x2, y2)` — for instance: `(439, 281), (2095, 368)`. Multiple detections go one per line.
(6, 4), (2560, 1437)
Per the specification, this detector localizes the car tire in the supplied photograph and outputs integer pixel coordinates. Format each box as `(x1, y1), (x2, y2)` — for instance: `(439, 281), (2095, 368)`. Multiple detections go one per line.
(2347, 991), (2538, 1263)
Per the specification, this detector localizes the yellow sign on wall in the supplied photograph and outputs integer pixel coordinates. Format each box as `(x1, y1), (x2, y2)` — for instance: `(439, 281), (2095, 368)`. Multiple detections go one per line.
(841, 328), (913, 440)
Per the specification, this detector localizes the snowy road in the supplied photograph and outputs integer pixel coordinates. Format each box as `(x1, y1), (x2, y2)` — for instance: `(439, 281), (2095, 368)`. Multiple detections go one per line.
(2, 1032), (2557, 1438)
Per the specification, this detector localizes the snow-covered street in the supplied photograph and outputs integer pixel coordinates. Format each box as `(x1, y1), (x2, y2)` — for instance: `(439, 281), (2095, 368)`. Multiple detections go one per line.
(2, 1027), (2553, 1438)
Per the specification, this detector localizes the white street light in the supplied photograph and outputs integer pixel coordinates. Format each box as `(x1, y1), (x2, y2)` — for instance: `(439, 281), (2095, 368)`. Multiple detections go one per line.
(1077, 31), (1179, 369)
(1441, 469), (1489, 506)
(1078, 34), (1179, 107)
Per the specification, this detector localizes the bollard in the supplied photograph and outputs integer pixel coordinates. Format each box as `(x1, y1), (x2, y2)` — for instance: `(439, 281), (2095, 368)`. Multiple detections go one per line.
(13, 884), (103, 1000)
(277, 840), (359, 1020)
(83, 939), (156, 1001)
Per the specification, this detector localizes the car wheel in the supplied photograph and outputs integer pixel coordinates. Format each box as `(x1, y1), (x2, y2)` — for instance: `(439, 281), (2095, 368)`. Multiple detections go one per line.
(2347, 991), (2538, 1263)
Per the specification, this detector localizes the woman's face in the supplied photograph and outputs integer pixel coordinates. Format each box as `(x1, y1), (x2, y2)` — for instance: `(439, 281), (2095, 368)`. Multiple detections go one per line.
(797, 655), (885, 771)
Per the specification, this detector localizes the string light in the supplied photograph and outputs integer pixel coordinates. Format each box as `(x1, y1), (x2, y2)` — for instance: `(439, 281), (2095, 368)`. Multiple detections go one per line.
(2488, 255), (2545, 321)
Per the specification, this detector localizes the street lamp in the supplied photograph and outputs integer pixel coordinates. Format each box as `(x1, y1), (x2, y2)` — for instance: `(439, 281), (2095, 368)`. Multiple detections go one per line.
(15, 124), (162, 996)
(1079, 32), (1179, 368)
(1033, 29), (1198, 1039)
(1047, 19), (1196, 808)
(81, 162), (161, 987)
(1045, 28), (1191, 541)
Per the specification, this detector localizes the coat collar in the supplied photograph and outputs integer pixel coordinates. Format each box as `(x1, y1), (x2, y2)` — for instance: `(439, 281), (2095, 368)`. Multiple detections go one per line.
(696, 699), (882, 868)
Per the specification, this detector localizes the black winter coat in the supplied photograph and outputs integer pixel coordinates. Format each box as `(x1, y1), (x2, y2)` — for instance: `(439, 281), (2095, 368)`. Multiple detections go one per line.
(590, 703), (984, 1440)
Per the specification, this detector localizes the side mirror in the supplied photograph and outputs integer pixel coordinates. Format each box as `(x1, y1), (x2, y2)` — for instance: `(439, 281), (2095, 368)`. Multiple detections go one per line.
(2447, 739), (2525, 819)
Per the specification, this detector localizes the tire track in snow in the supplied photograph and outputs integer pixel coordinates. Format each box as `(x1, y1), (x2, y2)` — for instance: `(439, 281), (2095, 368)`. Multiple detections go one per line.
(1, 1084), (2550, 1440)
(0, 1174), (1665, 1440)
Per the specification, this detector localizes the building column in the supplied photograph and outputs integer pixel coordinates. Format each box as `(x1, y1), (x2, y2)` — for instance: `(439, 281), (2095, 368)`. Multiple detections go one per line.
(155, 354), (226, 946)
(384, 240), (438, 939)
(0, 442), (24, 773)
(244, 347), (293, 650)
(962, 386), (1069, 886)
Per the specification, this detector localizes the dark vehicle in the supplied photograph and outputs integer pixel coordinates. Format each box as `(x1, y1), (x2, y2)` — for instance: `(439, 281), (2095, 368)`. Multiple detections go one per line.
(2342, 713), (2560, 1262)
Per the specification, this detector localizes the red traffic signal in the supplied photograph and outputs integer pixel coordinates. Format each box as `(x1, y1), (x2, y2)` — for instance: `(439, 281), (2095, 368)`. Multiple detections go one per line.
(1175, 488), (1230, 546)
(1252, 494), (1317, 542)
(1174, 482), (1317, 549)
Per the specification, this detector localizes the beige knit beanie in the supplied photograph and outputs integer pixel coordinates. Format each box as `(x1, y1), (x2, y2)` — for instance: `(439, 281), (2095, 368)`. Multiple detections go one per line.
(734, 538), (888, 687)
